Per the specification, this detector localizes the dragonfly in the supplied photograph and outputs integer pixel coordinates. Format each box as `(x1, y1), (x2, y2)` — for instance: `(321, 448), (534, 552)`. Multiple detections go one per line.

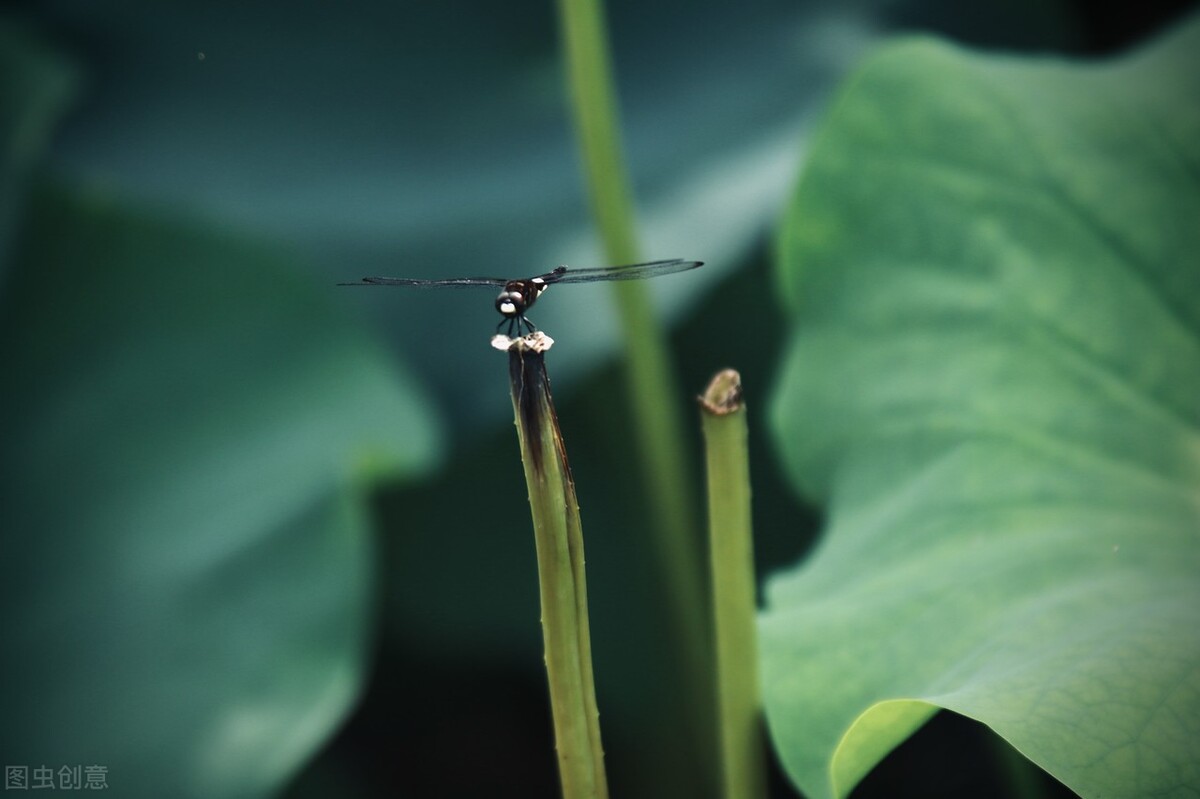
(340, 258), (703, 337)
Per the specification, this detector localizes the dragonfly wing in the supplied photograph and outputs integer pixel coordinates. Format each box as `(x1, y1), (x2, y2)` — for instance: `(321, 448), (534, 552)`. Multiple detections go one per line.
(551, 259), (703, 284)
(339, 276), (508, 288)
(339, 259), (702, 287)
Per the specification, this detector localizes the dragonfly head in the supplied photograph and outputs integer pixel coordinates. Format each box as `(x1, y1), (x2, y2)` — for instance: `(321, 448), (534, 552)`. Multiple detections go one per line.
(495, 289), (526, 318)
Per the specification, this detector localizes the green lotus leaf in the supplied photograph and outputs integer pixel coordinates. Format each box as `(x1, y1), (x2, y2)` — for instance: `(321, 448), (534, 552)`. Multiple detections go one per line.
(765, 16), (1200, 799)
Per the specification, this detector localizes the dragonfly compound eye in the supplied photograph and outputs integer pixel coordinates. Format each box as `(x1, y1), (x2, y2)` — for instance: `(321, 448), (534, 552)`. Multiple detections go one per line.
(496, 291), (525, 317)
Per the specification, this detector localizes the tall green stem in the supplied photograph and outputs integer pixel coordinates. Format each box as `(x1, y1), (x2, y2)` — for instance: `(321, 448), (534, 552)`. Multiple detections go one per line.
(700, 370), (766, 799)
(554, 0), (710, 764)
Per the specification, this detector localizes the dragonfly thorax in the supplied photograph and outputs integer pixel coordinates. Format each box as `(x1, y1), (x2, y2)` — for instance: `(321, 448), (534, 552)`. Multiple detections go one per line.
(495, 278), (549, 319)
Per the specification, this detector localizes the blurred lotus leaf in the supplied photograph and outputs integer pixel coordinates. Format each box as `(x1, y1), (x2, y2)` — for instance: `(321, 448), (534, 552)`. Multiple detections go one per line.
(0, 22), (441, 799)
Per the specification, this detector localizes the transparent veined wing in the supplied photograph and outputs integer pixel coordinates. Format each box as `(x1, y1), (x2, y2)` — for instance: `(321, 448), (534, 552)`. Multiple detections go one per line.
(338, 275), (509, 288)
(546, 259), (703, 284)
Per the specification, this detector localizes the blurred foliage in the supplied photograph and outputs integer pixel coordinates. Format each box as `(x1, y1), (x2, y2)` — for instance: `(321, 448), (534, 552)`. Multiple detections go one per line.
(2, 1), (1197, 799)
(0, 17), (73, 278)
(5, 0), (1087, 428)
(0, 18), (439, 798)
(765, 16), (1200, 799)
(0, 177), (440, 796)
